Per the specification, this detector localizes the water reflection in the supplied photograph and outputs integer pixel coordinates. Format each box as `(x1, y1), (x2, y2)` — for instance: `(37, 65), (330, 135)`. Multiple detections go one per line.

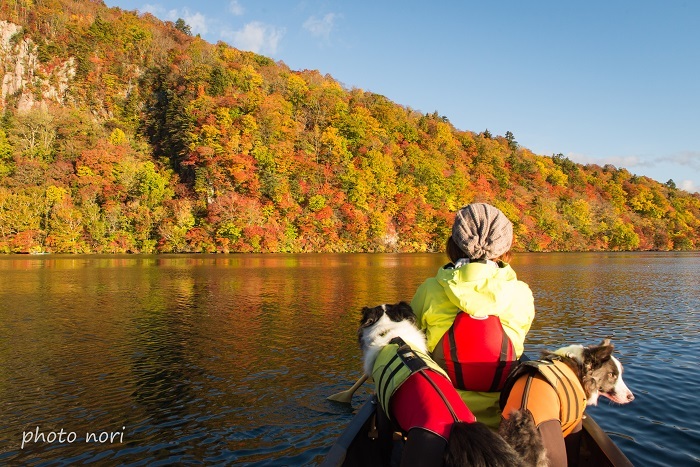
(0, 252), (698, 466)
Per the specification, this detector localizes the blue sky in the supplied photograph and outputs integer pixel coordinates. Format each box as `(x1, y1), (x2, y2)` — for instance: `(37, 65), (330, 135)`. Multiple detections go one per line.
(103, 1), (700, 193)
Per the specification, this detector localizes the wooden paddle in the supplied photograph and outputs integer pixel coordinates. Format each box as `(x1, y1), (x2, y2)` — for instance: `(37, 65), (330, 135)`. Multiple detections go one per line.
(327, 374), (369, 403)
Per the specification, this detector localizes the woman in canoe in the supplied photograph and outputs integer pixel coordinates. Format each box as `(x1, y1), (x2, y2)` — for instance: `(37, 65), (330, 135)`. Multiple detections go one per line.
(410, 202), (536, 429)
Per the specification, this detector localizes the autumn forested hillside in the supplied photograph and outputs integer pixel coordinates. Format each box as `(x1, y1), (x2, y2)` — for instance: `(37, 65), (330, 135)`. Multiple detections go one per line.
(0, 0), (698, 254)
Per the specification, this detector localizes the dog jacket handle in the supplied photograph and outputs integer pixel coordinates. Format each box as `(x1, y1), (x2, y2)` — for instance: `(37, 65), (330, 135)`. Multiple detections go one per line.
(389, 337), (429, 373)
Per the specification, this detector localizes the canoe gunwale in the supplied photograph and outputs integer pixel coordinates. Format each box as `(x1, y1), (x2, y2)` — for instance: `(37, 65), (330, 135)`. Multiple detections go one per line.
(322, 396), (633, 467)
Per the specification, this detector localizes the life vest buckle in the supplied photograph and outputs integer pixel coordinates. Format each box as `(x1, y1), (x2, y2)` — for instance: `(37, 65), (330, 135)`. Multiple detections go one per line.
(390, 337), (429, 373)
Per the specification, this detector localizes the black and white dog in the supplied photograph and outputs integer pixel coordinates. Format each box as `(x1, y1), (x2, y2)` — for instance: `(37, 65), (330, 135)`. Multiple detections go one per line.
(358, 302), (524, 467)
(498, 339), (634, 466)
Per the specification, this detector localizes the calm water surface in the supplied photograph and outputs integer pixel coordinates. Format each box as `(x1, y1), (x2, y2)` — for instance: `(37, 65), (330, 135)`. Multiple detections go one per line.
(0, 252), (698, 466)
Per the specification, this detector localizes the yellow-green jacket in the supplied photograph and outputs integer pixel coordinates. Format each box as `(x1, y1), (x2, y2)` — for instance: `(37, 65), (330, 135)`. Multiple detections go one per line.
(410, 260), (535, 428)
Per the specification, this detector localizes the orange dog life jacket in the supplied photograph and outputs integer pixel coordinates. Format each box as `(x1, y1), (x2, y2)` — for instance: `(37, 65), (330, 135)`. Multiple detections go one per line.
(500, 359), (587, 436)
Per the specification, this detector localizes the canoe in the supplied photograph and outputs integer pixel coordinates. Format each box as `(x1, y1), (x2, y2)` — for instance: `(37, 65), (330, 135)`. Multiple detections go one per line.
(322, 396), (633, 467)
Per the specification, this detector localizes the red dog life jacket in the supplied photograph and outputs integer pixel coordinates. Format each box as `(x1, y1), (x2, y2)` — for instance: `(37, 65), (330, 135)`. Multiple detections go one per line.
(436, 313), (517, 392)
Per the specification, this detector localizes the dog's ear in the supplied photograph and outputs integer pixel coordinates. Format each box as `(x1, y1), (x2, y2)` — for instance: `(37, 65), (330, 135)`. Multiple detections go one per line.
(359, 305), (383, 327)
(595, 339), (614, 359)
(358, 306), (379, 347)
(585, 340), (614, 369)
(395, 301), (417, 323)
(359, 306), (374, 326)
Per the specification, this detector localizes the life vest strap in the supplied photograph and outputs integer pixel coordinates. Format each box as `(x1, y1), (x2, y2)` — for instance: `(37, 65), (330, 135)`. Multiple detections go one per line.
(500, 358), (586, 435)
(386, 337), (465, 425)
(490, 329), (512, 391)
(390, 337), (429, 373)
(416, 371), (460, 423)
(439, 313), (517, 392)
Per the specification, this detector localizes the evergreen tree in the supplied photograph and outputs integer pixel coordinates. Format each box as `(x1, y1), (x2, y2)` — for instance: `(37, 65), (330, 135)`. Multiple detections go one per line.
(505, 131), (517, 150)
(175, 18), (191, 35)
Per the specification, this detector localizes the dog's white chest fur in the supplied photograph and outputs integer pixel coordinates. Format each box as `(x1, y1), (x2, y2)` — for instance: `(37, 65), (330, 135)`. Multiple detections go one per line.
(360, 313), (428, 376)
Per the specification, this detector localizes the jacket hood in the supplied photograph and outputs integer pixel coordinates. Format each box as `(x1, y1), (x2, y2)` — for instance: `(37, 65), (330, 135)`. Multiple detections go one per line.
(436, 262), (520, 317)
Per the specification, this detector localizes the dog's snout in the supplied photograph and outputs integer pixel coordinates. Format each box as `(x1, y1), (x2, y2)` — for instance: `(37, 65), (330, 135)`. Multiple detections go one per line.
(627, 392), (635, 402)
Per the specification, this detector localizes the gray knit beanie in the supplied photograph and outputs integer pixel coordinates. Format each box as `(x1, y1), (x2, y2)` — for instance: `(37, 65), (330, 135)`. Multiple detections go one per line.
(451, 203), (513, 260)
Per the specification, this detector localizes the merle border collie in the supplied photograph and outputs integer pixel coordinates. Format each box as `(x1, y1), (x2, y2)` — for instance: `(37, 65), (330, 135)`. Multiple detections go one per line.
(358, 302), (524, 467)
(498, 339), (634, 466)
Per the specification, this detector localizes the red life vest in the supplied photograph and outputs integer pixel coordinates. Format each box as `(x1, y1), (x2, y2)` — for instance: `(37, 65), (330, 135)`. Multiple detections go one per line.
(392, 369), (477, 439)
(436, 313), (517, 392)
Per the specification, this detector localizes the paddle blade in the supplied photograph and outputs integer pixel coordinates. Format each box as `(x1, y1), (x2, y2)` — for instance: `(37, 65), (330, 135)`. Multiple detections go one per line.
(327, 375), (369, 403)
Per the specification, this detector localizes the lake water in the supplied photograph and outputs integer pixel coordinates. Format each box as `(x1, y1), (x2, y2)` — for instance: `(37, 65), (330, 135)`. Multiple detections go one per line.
(0, 252), (698, 466)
